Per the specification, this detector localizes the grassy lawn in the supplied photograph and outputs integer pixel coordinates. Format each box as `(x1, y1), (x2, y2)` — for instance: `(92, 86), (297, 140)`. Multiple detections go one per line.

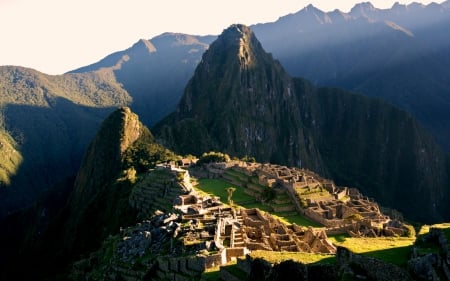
(250, 250), (335, 264)
(272, 213), (322, 227)
(195, 178), (322, 227)
(331, 236), (415, 266)
(416, 223), (450, 253)
(195, 178), (255, 205)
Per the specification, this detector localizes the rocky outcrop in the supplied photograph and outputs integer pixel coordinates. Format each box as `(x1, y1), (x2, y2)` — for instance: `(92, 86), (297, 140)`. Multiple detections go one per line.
(409, 227), (450, 280)
(336, 247), (411, 281)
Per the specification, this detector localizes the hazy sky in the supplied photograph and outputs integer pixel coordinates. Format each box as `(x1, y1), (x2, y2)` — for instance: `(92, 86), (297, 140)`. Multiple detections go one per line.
(0, 0), (438, 74)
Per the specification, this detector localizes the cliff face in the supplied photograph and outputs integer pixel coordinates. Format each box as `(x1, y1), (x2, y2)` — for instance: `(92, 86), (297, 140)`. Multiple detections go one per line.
(155, 24), (449, 222)
(294, 79), (449, 222)
(252, 2), (450, 152)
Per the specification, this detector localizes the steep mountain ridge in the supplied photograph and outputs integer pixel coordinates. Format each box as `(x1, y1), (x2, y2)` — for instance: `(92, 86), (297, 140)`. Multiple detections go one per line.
(0, 107), (176, 280)
(155, 24), (324, 173)
(66, 1), (450, 152)
(155, 24), (449, 222)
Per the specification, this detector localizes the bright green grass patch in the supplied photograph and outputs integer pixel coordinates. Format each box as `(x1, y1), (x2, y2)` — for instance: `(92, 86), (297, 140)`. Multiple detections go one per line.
(418, 223), (450, 236)
(250, 250), (335, 265)
(195, 178), (322, 228)
(242, 202), (272, 212)
(195, 178), (254, 204)
(416, 223), (450, 252)
(272, 213), (322, 227)
(332, 236), (415, 266)
(202, 265), (221, 281)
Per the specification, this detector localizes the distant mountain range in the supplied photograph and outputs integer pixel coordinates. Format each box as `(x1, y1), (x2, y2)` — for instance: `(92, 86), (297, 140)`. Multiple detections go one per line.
(70, 33), (215, 127)
(0, 18), (450, 280)
(252, 0), (450, 152)
(69, 1), (450, 153)
(0, 1), (449, 223)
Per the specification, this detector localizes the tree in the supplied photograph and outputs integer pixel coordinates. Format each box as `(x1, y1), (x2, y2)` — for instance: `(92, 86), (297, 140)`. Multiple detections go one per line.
(226, 187), (236, 206)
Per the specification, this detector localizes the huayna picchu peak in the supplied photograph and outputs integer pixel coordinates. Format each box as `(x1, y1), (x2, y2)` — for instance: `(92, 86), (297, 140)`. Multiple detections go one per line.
(155, 24), (324, 174)
(154, 24), (449, 224)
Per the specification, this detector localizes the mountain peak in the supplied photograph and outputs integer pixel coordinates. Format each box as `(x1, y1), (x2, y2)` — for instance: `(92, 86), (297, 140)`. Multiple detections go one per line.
(156, 24), (322, 170)
(219, 24), (252, 44)
(350, 2), (378, 18)
(154, 32), (207, 47)
(71, 106), (142, 206)
(128, 38), (157, 55)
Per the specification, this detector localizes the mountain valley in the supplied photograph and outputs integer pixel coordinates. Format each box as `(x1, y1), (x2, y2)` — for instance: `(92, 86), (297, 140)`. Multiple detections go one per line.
(0, 2), (450, 280)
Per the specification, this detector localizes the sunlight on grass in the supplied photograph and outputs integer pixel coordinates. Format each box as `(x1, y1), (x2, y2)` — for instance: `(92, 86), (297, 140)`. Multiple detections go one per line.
(195, 178), (254, 204)
(332, 236), (415, 265)
(272, 213), (322, 227)
(194, 178), (321, 227)
(250, 250), (335, 264)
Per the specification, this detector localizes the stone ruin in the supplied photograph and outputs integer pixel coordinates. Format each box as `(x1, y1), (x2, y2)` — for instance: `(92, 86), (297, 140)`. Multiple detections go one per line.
(241, 208), (336, 254)
(173, 190), (337, 269)
(202, 161), (409, 238)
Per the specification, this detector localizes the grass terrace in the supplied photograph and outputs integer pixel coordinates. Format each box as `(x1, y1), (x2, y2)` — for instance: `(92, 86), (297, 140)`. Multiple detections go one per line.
(194, 178), (322, 227)
(329, 235), (415, 266)
(249, 250), (335, 265)
(416, 223), (450, 254)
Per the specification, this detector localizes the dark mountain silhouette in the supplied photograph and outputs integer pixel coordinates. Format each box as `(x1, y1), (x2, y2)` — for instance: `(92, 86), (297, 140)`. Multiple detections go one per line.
(252, 1), (450, 152)
(0, 107), (174, 279)
(154, 24), (449, 223)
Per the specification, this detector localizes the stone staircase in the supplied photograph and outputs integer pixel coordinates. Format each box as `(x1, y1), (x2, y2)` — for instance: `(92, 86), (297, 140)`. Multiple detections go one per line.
(233, 214), (245, 248)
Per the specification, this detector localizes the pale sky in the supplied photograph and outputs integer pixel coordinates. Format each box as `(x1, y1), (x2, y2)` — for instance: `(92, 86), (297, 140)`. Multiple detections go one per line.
(0, 0), (437, 74)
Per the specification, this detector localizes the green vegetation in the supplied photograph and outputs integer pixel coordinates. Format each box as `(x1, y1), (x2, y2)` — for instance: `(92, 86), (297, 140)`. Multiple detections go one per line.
(196, 151), (231, 165)
(272, 213), (322, 227)
(331, 236), (415, 266)
(416, 223), (450, 254)
(195, 178), (321, 227)
(250, 250), (335, 264)
(123, 127), (177, 173)
(226, 186), (236, 205)
(195, 178), (254, 205)
(0, 66), (130, 107)
(0, 130), (23, 186)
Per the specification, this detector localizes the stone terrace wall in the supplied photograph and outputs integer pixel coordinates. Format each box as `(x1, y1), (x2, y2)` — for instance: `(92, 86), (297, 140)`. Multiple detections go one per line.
(336, 247), (411, 281)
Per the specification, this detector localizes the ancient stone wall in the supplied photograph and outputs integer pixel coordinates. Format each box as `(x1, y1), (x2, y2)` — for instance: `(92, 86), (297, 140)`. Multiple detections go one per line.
(336, 247), (411, 281)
